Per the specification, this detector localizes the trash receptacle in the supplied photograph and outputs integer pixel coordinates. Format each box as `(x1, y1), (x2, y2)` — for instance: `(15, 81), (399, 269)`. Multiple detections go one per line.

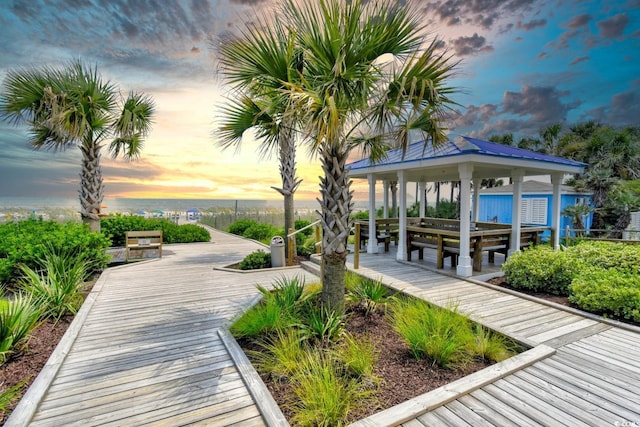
(270, 236), (285, 267)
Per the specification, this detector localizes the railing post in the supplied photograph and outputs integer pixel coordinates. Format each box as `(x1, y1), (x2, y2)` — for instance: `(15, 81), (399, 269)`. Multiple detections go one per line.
(354, 223), (360, 269)
(315, 225), (321, 254)
(288, 227), (294, 266)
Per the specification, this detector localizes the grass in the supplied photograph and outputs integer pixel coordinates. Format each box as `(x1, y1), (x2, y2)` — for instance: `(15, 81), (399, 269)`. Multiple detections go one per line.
(250, 330), (307, 380)
(390, 298), (517, 369)
(347, 277), (394, 315)
(18, 246), (91, 320)
(0, 295), (41, 364)
(0, 378), (30, 415)
(336, 334), (379, 381)
(290, 351), (374, 427)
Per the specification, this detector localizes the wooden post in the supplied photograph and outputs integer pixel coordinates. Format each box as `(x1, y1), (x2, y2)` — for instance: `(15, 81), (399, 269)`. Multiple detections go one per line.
(354, 222), (360, 269)
(288, 228), (294, 266)
(315, 225), (321, 254)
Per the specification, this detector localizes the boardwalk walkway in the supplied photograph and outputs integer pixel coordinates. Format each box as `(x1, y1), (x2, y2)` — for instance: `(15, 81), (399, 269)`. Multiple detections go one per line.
(9, 231), (640, 426)
(349, 251), (640, 426)
(7, 227), (317, 427)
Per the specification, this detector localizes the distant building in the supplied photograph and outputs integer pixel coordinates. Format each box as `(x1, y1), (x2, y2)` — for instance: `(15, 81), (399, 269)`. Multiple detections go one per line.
(477, 181), (592, 237)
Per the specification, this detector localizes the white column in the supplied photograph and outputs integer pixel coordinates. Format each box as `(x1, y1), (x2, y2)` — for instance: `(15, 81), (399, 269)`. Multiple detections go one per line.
(472, 178), (481, 223)
(367, 174), (378, 254)
(551, 173), (563, 250)
(509, 170), (525, 256)
(383, 180), (389, 219)
(419, 182), (426, 217)
(457, 164), (473, 276)
(396, 171), (407, 261)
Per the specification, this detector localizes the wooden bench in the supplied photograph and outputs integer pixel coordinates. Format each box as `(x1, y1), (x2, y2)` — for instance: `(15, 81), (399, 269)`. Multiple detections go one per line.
(356, 219), (400, 252)
(126, 230), (163, 261)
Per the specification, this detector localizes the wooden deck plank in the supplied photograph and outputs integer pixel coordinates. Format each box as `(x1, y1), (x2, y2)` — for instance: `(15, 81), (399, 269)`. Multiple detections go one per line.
(567, 340), (640, 374)
(512, 370), (621, 425)
(525, 364), (640, 421)
(443, 399), (495, 427)
(504, 312), (585, 336)
(525, 318), (598, 343)
(483, 383), (561, 426)
(426, 407), (473, 426)
(456, 394), (519, 426)
(468, 388), (542, 427)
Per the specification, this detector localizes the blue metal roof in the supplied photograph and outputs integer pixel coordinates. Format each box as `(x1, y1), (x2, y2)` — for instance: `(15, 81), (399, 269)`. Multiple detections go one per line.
(347, 136), (587, 170)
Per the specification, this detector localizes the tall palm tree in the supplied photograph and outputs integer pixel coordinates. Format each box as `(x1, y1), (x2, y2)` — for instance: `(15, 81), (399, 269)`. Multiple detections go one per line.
(283, 0), (458, 312)
(0, 60), (154, 231)
(218, 17), (302, 257)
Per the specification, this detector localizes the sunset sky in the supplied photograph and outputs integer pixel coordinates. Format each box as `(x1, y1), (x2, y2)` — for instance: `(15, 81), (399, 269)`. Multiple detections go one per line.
(0, 0), (638, 202)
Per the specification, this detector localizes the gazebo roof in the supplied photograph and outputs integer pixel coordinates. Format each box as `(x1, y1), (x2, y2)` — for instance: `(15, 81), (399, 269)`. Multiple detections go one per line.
(348, 136), (586, 182)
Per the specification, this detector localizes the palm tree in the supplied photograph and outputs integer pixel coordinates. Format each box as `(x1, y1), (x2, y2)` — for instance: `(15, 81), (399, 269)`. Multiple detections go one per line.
(0, 60), (154, 231)
(282, 0), (458, 312)
(561, 203), (592, 236)
(217, 17), (302, 257)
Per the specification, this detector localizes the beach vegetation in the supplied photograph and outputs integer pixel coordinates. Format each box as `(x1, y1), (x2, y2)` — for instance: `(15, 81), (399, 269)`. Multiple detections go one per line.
(347, 277), (394, 315)
(18, 246), (91, 320)
(0, 60), (155, 232)
(227, 219), (258, 236)
(0, 295), (41, 364)
(238, 249), (272, 271)
(100, 215), (210, 246)
(0, 219), (109, 286)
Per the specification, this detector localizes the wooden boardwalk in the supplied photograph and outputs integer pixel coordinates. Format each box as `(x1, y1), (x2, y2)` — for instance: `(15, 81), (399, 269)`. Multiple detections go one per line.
(7, 227), (317, 427)
(349, 251), (640, 426)
(10, 231), (640, 426)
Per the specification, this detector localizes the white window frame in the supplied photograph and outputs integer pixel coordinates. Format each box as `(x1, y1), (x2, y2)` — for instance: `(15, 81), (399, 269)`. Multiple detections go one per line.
(521, 197), (547, 225)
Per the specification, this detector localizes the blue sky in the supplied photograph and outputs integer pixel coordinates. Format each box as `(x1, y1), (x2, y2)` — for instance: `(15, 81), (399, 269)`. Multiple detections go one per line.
(0, 0), (638, 201)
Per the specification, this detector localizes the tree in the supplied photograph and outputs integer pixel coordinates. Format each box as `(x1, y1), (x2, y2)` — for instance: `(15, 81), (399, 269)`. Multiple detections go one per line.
(217, 18), (302, 257)
(561, 204), (592, 236)
(283, 0), (458, 312)
(0, 60), (154, 231)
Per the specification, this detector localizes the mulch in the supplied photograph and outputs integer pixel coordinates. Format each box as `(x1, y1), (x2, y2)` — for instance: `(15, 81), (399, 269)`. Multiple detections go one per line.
(0, 317), (71, 424)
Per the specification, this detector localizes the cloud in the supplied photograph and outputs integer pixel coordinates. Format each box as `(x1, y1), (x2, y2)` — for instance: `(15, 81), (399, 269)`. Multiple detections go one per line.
(597, 13), (630, 39)
(569, 56), (589, 66)
(424, 0), (537, 31)
(517, 19), (546, 31)
(585, 88), (640, 126)
(565, 13), (592, 29)
(450, 33), (494, 56)
(453, 85), (581, 137)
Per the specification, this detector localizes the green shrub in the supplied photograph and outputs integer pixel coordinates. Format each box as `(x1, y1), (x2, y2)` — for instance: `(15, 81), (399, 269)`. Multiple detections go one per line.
(258, 276), (307, 313)
(238, 250), (271, 270)
(0, 378), (29, 413)
(0, 295), (41, 364)
(243, 223), (279, 243)
(298, 236), (318, 257)
(18, 246), (91, 320)
(567, 241), (640, 275)
(467, 325), (518, 363)
(100, 215), (210, 246)
(300, 305), (345, 344)
(569, 269), (640, 322)
(502, 246), (583, 295)
(0, 219), (109, 285)
(227, 219), (258, 236)
(350, 211), (369, 220)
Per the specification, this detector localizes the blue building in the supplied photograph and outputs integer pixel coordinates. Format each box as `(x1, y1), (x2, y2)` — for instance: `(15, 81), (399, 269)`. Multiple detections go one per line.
(477, 181), (592, 237)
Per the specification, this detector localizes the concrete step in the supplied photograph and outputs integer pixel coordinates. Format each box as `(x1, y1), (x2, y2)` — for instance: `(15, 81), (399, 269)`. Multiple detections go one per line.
(300, 260), (321, 277)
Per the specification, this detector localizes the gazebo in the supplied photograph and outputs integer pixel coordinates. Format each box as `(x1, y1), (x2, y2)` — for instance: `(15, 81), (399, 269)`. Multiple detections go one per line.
(347, 136), (586, 277)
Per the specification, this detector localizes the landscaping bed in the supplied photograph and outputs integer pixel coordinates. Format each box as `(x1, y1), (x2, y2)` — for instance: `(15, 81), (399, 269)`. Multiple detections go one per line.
(232, 275), (521, 425)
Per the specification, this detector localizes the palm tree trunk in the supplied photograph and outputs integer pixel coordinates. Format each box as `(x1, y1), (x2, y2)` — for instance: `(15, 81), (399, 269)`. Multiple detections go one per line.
(79, 143), (104, 232)
(272, 126), (301, 257)
(318, 145), (352, 313)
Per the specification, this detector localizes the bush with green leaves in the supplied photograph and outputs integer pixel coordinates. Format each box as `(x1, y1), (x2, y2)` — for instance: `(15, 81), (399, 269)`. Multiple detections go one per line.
(227, 219), (258, 236)
(0, 219), (109, 286)
(566, 241), (640, 274)
(100, 215), (210, 246)
(242, 223), (279, 243)
(502, 246), (583, 295)
(569, 269), (640, 322)
(298, 236), (318, 257)
(18, 246), (91, 320)
(238, 250), (272, 271)
(0, 295), (41, 364)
